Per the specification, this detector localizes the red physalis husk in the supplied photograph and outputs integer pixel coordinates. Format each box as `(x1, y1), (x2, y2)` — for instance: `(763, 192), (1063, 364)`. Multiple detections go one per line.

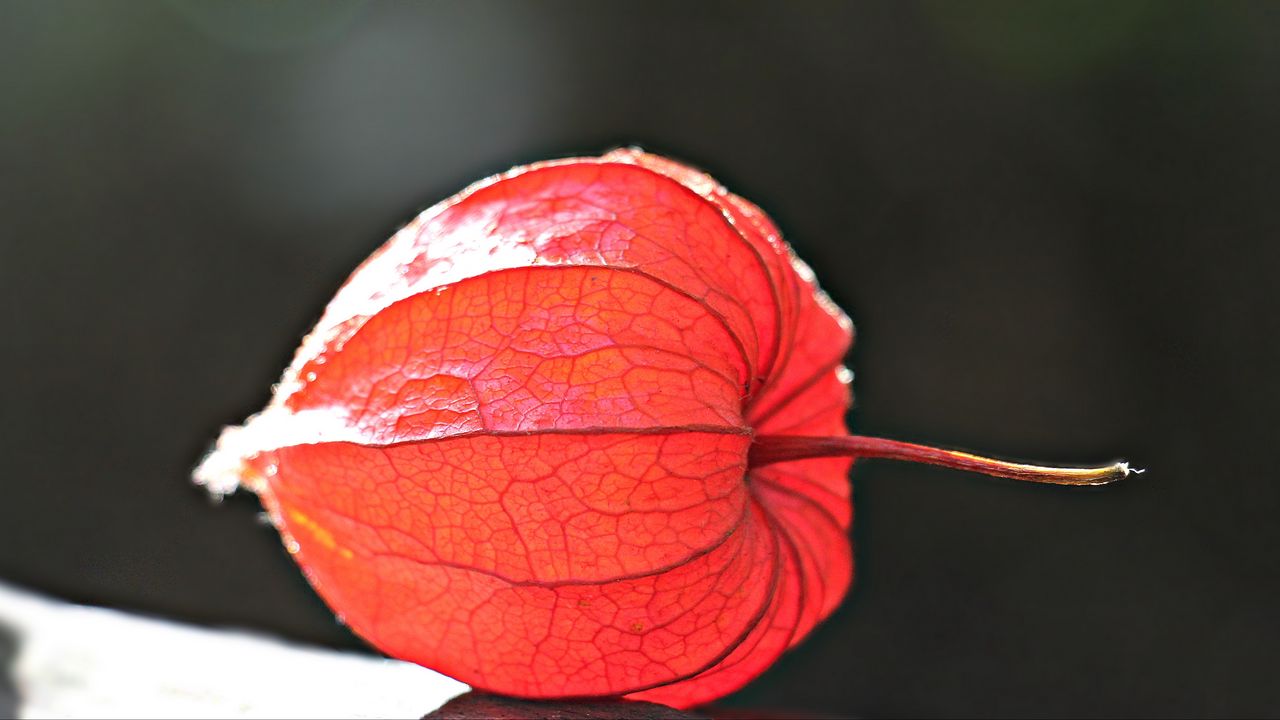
(197, 149), (858, 708)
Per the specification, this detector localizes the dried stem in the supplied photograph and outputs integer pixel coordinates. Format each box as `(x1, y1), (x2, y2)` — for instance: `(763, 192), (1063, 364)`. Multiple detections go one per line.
(749, 434), (1138, 486)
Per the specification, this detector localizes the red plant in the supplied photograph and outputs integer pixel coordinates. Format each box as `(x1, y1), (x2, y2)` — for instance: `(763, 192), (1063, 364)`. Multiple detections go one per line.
(196, 149), (1130, 708)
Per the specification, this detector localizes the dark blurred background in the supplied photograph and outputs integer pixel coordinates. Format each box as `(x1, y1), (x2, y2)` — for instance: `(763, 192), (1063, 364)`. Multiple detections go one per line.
(2, 1), (1278, 717)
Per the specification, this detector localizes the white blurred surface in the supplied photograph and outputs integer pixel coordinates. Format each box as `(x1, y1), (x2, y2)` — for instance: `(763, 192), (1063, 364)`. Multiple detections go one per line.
(0, 582), (467, 719)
